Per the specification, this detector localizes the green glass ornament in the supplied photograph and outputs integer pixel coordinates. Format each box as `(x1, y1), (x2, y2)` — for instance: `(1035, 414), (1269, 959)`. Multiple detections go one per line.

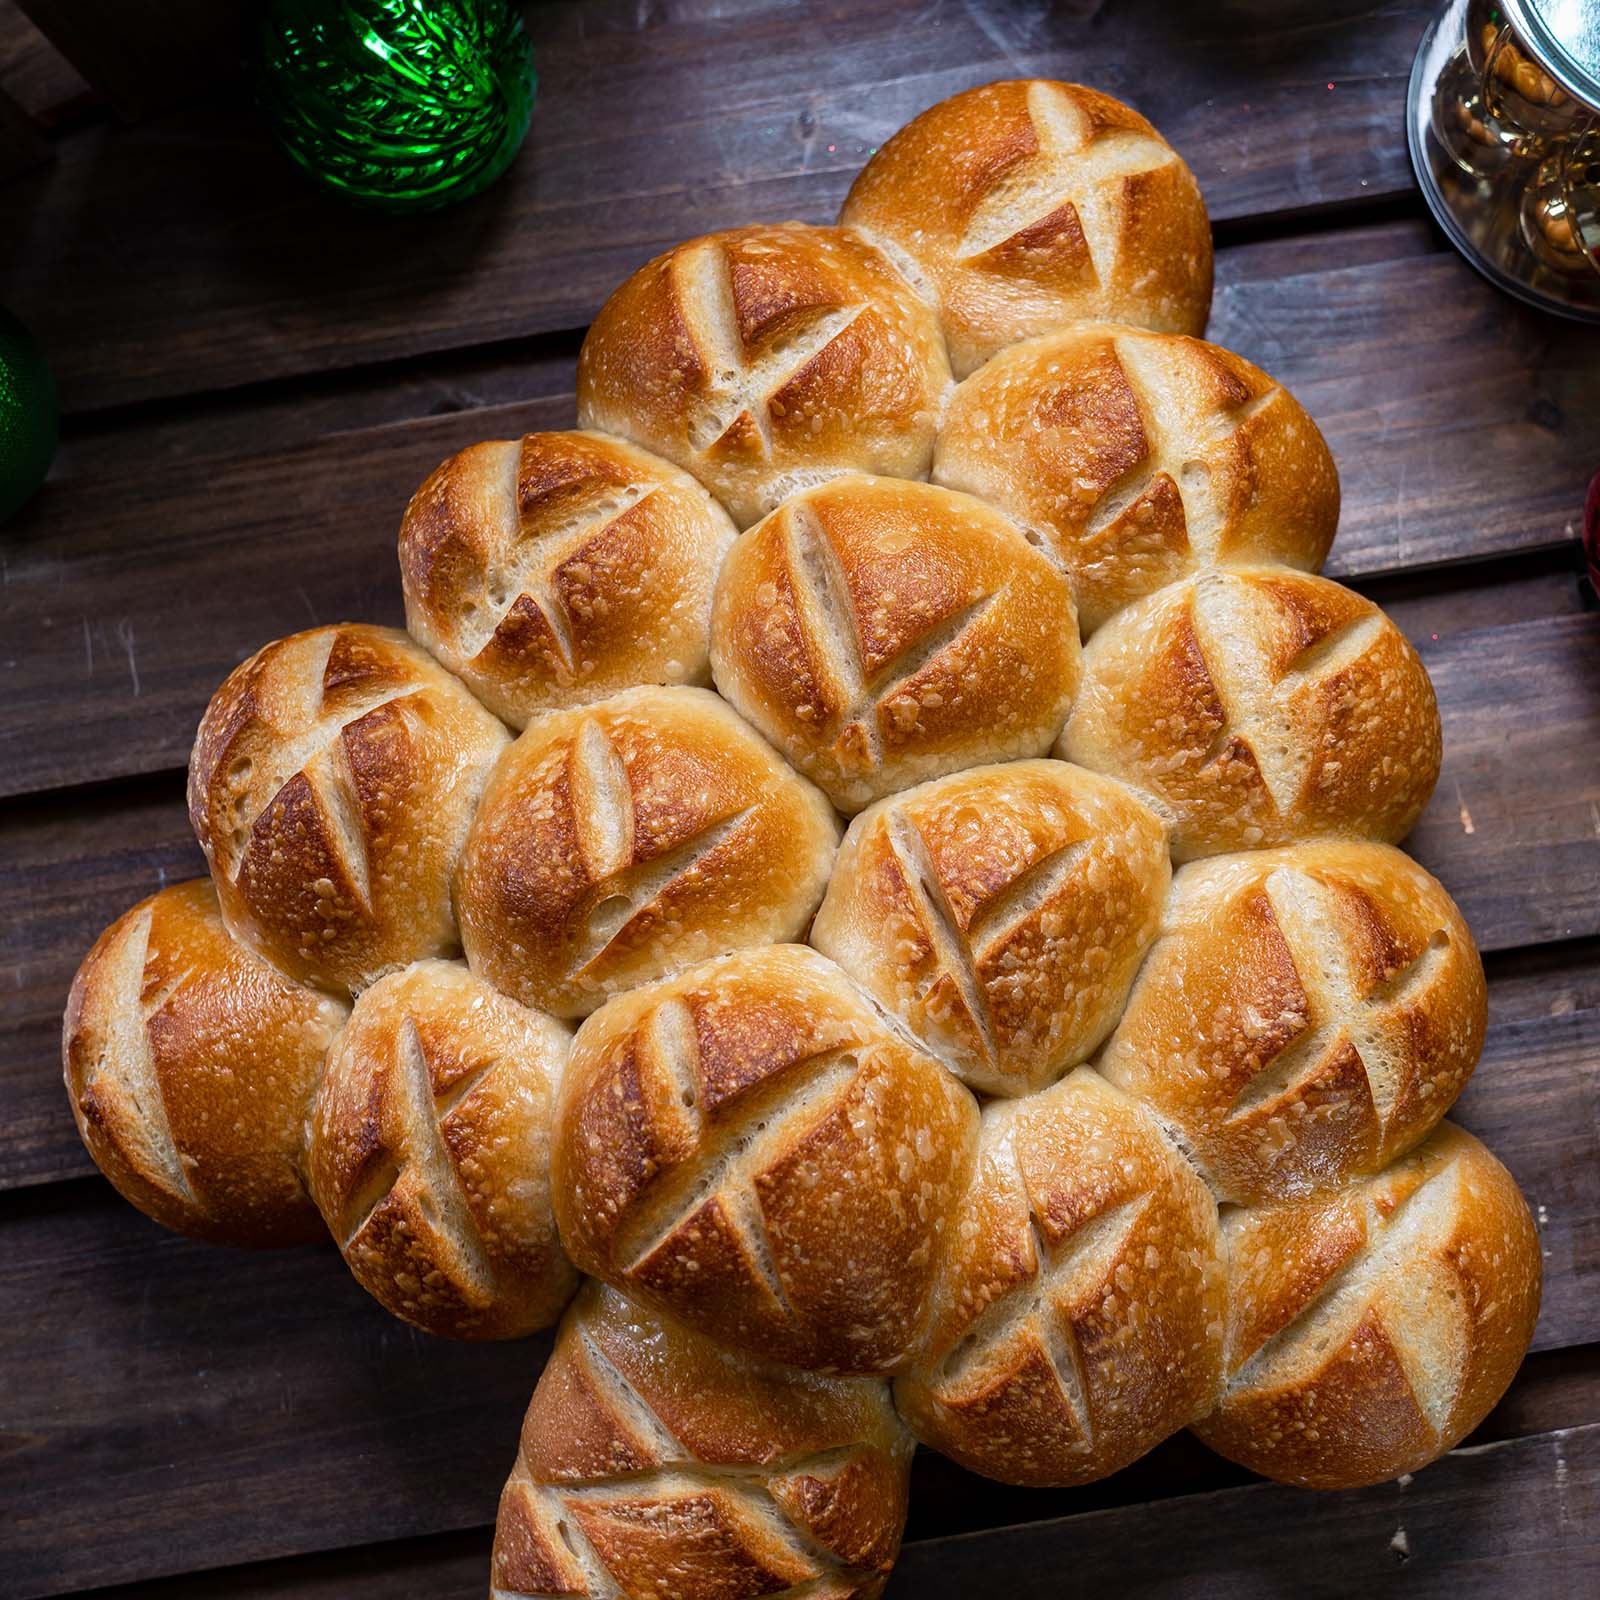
(0, 306), (57, 524)
(256, 0), (536, 213)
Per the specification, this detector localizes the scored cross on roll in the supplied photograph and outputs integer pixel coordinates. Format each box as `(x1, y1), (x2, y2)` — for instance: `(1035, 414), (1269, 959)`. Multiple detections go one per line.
(59, 72), (1545, 1597)
(492, 1282), (914, 1599)
(710, 476), (1082, 813)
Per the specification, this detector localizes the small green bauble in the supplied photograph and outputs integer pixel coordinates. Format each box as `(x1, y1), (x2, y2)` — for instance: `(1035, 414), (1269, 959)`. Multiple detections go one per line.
(0, 306), (57, 524)
(256, 0), (536, 213)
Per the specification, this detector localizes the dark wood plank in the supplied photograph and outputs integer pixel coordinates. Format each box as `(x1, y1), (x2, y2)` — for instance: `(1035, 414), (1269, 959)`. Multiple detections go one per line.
(1411, 612), (1600, 951)
(2, 915), (1595, 1592)
(0, 0), (91, 129)
(892, 1423), (1600, 1598)
(50, 221), (1440, 480)
(3, 574), (1596, 1193)
(0, 0), (1435, 412)
(6, 234), (1598, 800)
(2, 1019), (1591, 1600)
(0, 78), (48, 181)
(0, 1181), (548, 1600)
(12, 0), (239, 121)
(55, 1347), (1600, 1599)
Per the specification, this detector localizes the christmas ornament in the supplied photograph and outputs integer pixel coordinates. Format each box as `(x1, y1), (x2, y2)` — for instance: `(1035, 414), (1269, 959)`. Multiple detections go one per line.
(256, 0), (536, 213)
(0, 306), (57, 523)
(1585, 466), (1600, 596)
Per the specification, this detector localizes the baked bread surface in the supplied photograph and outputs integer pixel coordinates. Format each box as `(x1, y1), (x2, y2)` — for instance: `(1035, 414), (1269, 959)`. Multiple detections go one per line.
(577, 222), (952, 529)
(840, 79), (1212, 377)
(1100, 842), (1487, 1204)
(1058, 567), (1441, 860)
(307, 958), (578, 1339)
(493, 1281), (913, 1599)
(187, 623), (509, 994)
(1193, 1124), (1542, 1488)
(63, 878), (348, 1247)
(456, 685), (840, 1018)
(399, 429), (737, 726)
(551, 945), (979, 1374)
(812, 759), (1169, 1095)
(711, 475), (1082, 813)
(934, 325), (1339, 632)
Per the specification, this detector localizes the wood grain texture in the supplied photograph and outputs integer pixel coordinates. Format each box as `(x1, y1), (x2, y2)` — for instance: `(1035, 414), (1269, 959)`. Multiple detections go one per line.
(40, 1347), (1600, 1600)
(0, 0), (1434, 411)
(0, 0), (90, 128)
(0, 78), (49, 180)
(11, 0), (239, 120)
(3, 965), (1593, 1600)
(2, 578), (1595, 1193)
(48, 221), (1437, 480)
(5, 235), (1597, 801)
(892, 1423), (1599, 1598)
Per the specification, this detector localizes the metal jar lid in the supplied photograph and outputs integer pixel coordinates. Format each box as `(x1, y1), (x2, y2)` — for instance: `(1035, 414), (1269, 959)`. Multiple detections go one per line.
(1502, 0), (1600, 112)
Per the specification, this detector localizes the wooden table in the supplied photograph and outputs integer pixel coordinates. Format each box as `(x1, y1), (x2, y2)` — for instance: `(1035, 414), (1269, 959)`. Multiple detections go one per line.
(1, 3), (1597, 1594)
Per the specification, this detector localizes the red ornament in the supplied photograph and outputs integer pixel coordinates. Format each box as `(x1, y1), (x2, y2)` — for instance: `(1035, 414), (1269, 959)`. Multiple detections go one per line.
(1587, 469), (1600, 597)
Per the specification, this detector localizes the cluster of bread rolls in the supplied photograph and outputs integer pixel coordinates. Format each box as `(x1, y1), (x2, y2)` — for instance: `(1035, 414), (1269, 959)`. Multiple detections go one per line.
(64, 78), (1540, 1596)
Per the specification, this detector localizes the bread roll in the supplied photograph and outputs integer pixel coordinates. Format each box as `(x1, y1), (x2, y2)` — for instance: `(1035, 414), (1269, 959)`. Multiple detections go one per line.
(398, 430), (737, 726)
(188, 623), (509, 995)
(710, 475), (1081, 814)
(456, 686), (839, 1018)
(305, 960), (577, 1340)
(812, 760), (1168, 1095)
(1058, 567), (1440, 860)
(493, 1282), (913, 1599)
(576, 222), (951, 528)
(62, 879), (347, 1247)
(1100, 843), (1485, 1205)
(1192, 1123), (1541, 1488)
(840, 80), (1211, 378)
(896, 1068), (1225, 1487)
(933, 326), (1339, 632)
(551, 945), (979, 1374)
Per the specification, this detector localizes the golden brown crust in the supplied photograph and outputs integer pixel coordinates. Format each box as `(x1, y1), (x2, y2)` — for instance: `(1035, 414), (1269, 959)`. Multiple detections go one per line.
(306, 959), (578, 1339)
(811, 760), (1168, 1095)
(187, 623), (509, 995)
(551, 946), (979, 1374)
(840, 80), (1212, 378)
(492, 1282), (913, 1598)
(1057, 566), (1441, 860)
(933, 326), (1340, 632)
(1099, 842), (1486, 1205)
(710, 476), (1081, 813)
(456, 686), (840, 1019)
(576, 223), (951, 528)
(895, 1069), (1225, 1487)
(62, 879), (348, 1247)
(1192, 1124), (1542, 1488)
(399, 430), (738, 727)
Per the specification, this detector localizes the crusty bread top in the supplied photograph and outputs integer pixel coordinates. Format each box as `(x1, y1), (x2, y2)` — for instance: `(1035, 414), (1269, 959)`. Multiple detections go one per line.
(1058, 566), (1441, 860)
(710, 475), (1081, 813)
(551, 945), (979, 1374)
(1100, 842), (1486, 1205)
(398, 430), (737, 727)
(933, 325), (1339, 633)
(188, 623), (509, 995)
(812, 759), (1168, 1095)
(1194, 1123), (1542, 1489)
(493, 1281), (912, 1599)
(895, 1069), (1224, 1488)
(576, 222), (951, 529)
(306, 959), (577, 1340)
(455, 686), (840, 1019)
(62, 878), (348, 1248)
(840, 80), (1212, 377)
